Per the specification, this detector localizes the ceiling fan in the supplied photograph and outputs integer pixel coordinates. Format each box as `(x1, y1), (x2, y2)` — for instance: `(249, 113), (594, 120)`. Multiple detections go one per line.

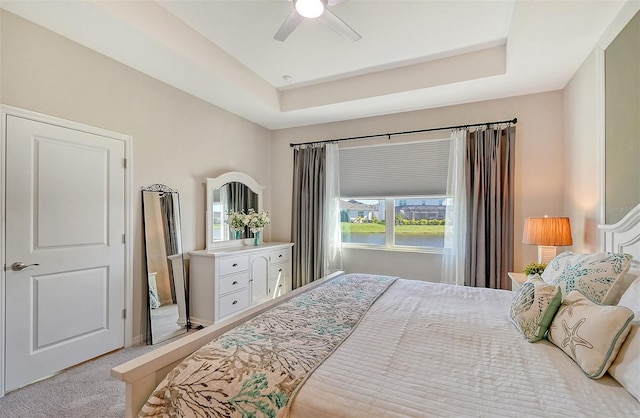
(274, 0), (362, 42)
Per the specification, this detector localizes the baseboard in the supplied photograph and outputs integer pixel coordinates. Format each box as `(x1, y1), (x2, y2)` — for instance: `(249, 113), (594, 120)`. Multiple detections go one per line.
(130, 334), (144, 347)
(188, 317), (212, 329)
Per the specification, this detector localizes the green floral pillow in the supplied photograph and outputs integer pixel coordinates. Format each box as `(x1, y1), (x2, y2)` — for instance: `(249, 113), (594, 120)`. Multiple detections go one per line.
(509, 274), (562, 342)
(542, 252), (633, 304)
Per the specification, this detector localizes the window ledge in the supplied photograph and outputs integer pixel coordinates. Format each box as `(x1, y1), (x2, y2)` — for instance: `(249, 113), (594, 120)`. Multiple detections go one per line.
(341, 243), (443, 255)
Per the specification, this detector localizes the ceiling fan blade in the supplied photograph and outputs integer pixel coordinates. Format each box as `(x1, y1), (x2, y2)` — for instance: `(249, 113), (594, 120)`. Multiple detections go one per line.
(317, 8), (361, 42)
(274, 10), (304, 42)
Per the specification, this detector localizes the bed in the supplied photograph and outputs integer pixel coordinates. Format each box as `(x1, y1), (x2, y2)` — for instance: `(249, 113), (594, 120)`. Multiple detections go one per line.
(112, 204), (640, 417)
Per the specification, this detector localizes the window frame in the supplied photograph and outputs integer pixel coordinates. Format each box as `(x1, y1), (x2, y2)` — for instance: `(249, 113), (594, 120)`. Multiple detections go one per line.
(340, 195), (448, 254)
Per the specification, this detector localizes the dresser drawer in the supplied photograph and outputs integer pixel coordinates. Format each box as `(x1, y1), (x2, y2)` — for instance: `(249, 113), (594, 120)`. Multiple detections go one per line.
(219, 256), (249, 276)
(269, 274), (285, 295)
(269, 249), (290, 263)
(219, 272), (249, 295)
(270, 264), (286, 280)
(269, 264), (289, 295)
(218, 288), (250, 318)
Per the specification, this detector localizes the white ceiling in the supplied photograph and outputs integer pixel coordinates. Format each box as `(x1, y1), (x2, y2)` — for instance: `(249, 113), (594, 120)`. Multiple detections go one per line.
(0, 1), (630, 129)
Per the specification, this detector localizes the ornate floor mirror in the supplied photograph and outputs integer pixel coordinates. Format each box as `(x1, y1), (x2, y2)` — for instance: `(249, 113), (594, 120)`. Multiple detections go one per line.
(141, 184), (189, 344)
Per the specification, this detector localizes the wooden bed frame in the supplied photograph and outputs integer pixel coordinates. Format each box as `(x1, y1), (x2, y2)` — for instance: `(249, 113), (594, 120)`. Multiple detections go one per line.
(112, 203), (640, 418)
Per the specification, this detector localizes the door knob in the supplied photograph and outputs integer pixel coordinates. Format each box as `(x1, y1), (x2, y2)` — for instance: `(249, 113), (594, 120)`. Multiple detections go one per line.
(10, 262), (40, 271)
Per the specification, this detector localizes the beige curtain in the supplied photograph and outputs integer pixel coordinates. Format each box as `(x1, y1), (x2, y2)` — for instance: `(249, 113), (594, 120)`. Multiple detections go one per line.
(465, 126), (516, 289)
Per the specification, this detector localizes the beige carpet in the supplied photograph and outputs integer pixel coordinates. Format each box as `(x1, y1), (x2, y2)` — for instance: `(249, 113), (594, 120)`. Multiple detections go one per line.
(0, 342), (170, 417)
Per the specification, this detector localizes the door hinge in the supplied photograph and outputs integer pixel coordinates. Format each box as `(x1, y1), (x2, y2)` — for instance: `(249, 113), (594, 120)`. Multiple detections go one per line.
(122, 309), (127, 319)
(122, 234), (126, 244)
(123, 158), (127, 169)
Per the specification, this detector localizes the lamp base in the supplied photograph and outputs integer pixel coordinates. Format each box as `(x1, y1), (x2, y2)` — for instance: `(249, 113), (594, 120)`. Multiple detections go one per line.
(537, 246), (557, 264)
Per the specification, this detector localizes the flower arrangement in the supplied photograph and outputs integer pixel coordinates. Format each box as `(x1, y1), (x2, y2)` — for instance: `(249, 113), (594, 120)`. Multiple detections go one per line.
(226, 210), (249, 232)
(523, 262), (547, 276)
(246, 209), (270, 233)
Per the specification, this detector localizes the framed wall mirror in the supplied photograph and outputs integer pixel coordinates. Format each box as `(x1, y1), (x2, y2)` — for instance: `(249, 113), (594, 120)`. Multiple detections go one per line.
(142, 184), (189, 344)
(206, 172), (264, 249)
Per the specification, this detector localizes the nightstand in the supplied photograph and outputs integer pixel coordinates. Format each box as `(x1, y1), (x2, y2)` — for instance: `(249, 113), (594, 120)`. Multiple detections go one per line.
(508, 272), (528, 291)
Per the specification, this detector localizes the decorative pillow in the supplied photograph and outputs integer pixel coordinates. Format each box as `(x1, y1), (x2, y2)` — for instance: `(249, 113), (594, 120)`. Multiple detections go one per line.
(608, 277), (640, 401)
(542, 251), (633, 304)
(509, 274), (562, 342)
(603, 269), (639, 305)
(548, 290), (634, 379)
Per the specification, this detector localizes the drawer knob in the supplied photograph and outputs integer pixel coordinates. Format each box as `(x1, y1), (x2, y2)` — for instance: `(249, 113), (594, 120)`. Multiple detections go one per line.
(232, 280), (238, 285)
(279, 254), (283, 258)
(278, 269), (283, 272)
(232, 300), (238, 305)
(279, 284), (283, 288)
(232, 263), (238, 267)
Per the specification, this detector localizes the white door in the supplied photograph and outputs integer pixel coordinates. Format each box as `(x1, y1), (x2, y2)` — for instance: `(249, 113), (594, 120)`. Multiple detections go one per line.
(4, 115), (126, 391)
(250, 254), (269, 303)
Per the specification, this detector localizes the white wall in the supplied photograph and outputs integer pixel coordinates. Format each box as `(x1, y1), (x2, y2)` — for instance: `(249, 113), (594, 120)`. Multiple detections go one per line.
(343, 249), (442, 282)
(0, 10), (273, 343)
(271, 91), (566, 280)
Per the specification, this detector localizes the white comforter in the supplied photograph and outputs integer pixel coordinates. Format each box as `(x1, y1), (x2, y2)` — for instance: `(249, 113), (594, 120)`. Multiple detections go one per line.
(291, 279), (639, 417)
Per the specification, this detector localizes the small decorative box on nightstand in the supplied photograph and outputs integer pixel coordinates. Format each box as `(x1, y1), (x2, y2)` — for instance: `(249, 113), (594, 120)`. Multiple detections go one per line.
(508, 272), (528, 291)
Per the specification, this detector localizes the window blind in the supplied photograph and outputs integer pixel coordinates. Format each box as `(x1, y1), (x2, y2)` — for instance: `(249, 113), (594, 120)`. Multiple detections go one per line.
(339, 139), (450, 198)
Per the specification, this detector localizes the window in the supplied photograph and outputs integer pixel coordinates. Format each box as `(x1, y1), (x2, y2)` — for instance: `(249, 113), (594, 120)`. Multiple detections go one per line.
(340, 197), (446, 248)
(339, 139), (450, 250)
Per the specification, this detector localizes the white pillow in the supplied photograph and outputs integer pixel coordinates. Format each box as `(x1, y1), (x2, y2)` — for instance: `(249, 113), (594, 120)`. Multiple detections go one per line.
(542, 251), (633, 304)
(548, 290), (634, 379)
(603, 270), (640, 305)
(608, 277), (640, 401)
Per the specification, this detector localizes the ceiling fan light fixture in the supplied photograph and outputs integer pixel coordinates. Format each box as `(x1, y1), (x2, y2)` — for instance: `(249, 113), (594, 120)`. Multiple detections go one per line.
(294, 0), (325, 19)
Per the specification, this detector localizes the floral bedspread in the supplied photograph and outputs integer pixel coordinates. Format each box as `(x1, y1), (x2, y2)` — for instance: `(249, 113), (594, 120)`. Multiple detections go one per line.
(139, 273), (398, 418)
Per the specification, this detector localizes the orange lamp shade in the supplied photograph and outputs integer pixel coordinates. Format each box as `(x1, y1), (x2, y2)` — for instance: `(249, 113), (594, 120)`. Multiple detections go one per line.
(522, 217), (573, 246)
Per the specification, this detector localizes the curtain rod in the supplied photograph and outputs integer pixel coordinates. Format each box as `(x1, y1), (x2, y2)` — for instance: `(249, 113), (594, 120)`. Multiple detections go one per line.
(289, 117), (517, 148)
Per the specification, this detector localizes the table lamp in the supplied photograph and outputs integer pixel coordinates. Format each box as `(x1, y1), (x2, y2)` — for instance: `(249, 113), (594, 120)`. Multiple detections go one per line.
(522, 216), (573, 264)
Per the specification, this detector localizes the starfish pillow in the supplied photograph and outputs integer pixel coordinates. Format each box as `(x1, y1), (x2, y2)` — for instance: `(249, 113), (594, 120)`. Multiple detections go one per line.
(548, 290), (634, 378)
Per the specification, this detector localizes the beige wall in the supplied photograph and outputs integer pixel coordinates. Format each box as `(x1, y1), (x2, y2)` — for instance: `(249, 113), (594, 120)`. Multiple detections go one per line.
(271, 91), (566, 279)
(562, 8), (640, 251)
(0, 10), (272, 343)
(1, 6), (615, 343)
(605, 9), (640, 224)
(563, 49), (603, 253)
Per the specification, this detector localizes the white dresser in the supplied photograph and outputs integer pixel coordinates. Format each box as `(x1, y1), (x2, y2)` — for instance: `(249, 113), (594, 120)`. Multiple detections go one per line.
(188, 242), (293, 326)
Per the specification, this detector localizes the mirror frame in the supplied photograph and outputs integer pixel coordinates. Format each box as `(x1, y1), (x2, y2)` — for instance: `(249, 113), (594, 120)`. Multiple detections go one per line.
(141, 184), (189, 344)
(206, 172), (265, 249)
